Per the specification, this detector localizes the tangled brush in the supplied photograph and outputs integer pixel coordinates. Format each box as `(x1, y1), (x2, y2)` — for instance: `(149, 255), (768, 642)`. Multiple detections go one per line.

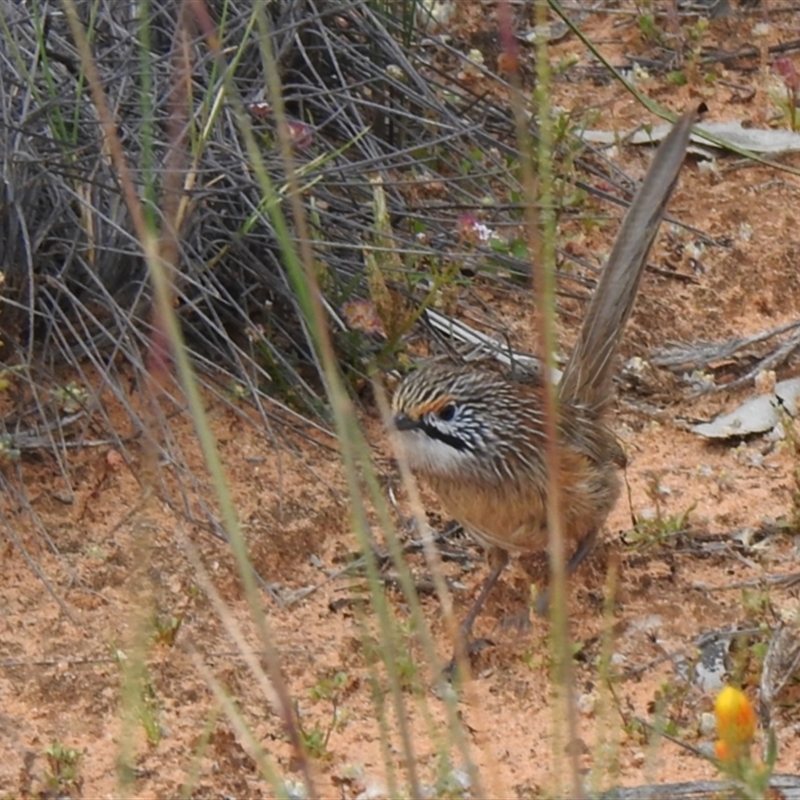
(0, 0), (642, 596)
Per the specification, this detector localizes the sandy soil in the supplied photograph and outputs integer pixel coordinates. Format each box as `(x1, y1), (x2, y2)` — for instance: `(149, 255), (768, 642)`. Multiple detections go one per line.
(3, 3), (800, 798)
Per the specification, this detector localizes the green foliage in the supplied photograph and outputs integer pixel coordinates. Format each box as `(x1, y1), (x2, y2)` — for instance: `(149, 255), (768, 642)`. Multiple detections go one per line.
(0, 434), (20, 464)
(622, 716), (650, 745)
(666, 71), (687, 86)
(727, 630), (768, 686)
(647, 677), (691, 740)
(138, 678), (163, 747)
(393, 641), (420, 691)
(684, 17), (710, 84)
(629, 505), (694, 547)
(308, 670), (348, 703)
(151, 612), (184, 647)
(296, 670), (352, 761)
(113, 648), (162, 747)
(433, 755), (471, 799)
(0, 363), (24, 392)
(628, 473), (695, 548)
(44, 742), (82, 793)
(52, 381), (89, 414)
(636, 14), (663, 46)
(298, 721), (332, 760)
(772, 59), (800, 132)
(225, 380), (252, 402)
(686, 16), (709, 51)
(741, 588), (771, 618)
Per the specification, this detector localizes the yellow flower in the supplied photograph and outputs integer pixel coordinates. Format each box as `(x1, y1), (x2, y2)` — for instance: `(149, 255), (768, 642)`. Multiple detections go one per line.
(715, 686), (756, 748)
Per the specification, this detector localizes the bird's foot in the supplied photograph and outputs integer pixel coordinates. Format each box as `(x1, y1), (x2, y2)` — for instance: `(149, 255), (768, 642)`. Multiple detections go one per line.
(442, 636), (495, 681)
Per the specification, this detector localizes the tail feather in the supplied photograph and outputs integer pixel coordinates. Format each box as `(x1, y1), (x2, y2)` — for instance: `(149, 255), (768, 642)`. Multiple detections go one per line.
(559, 107), (698, 411)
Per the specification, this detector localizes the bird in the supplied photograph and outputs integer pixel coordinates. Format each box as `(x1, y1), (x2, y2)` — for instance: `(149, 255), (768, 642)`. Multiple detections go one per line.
(391, 107), (698, 648)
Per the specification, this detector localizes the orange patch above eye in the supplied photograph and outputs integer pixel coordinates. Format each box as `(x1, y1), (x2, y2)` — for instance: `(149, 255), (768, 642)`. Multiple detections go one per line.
(417, 396), (455, 417)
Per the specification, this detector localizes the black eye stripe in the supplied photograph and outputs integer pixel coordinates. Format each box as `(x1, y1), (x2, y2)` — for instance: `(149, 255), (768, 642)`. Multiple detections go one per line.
(418, 421), (469, 451)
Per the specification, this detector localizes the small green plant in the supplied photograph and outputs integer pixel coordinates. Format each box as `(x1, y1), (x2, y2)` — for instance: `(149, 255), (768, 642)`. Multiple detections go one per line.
(0, 434), (20, 464)
(308, 670), (348, 703)
(666, 71), (688, 86)
(520, 647), (544, 671)
(636, 13), (664, 46)
(686, 17), (709, 45)
(773, 59), (800, 132)
(741, 587), (771, 618)
(297, 670), (351, 760)
(114, 648), (163, 747)
(553, 53), (580, 77)
(52, 381), (89, 413)
(389, 619), (421, 691)
(622, 716), (649, 745)
(648, 675), (692, 738)
(298, 720), (331, 760)
(626, 471), (695, 547)
(630, 504), (694, 547)
(139, 678), (163, 746)
(433, 754), (471, 799)
(151, 612), (184, 647)
(684, 17), (710, 83)
(727, 631), (768, 688)
(358, 616), (419, 689)
(0, 363), (25, 392)
(225, 379), (252, 402)
(44, 742), (82, 793)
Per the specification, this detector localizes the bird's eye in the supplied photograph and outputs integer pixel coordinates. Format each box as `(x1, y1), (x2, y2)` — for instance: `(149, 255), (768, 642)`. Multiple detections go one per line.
(436, 403), (456, 422)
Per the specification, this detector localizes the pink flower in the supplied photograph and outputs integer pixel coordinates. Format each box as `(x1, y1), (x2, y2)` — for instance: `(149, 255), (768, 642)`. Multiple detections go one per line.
(457, 214), (495, 243)
(286, 121), (314, 151)
(775, 58), (800, 92)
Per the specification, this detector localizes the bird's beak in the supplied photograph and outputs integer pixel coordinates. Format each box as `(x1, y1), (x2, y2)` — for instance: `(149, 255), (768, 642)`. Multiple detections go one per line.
(393, 412), (420, 432)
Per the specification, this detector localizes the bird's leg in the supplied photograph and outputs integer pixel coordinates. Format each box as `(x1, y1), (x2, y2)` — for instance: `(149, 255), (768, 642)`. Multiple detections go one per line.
(534, 529), (598, 617)
(445, 547), (508, 676)
(459, 546), (509, 640)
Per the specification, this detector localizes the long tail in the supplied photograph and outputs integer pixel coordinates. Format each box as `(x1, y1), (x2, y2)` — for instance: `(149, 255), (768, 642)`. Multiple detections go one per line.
(559, 107), (698, 411)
